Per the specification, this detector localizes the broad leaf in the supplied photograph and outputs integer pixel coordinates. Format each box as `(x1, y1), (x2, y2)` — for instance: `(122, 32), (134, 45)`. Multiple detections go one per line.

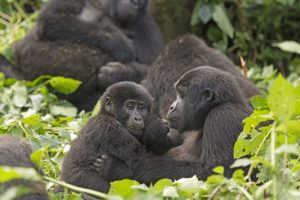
(274, 41), (300, 55)
(212, 4), (234, 38)
(49, 77), (81, 95)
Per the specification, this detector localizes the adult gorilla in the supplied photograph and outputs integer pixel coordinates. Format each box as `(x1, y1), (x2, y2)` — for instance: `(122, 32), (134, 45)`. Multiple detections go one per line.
(143, 34), (260, 117)
(14, 0), (163, 110)
(99, 66), (253, 183)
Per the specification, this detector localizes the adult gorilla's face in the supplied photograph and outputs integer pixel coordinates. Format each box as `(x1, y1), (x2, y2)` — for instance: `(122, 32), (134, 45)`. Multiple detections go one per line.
(167, 74), (214, 133)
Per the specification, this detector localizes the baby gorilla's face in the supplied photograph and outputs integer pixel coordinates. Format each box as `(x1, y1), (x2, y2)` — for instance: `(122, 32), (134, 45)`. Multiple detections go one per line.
(123, 99), (148, 139)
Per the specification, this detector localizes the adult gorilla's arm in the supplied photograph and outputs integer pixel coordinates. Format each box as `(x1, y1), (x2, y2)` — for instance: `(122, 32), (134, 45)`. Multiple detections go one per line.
(97, 62), (148, 89)
(36, 0), (135, 62)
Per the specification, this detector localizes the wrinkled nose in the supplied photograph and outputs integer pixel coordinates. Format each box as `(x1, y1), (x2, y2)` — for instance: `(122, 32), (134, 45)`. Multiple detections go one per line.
(134, 115), (142, 121)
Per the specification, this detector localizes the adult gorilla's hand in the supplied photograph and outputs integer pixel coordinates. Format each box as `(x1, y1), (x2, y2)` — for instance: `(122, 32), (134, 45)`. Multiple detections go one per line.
(97, 62), (134, 89)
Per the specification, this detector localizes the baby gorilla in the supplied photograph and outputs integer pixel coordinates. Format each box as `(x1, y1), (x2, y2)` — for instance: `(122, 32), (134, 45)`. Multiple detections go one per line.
(60, 82), (175, 194)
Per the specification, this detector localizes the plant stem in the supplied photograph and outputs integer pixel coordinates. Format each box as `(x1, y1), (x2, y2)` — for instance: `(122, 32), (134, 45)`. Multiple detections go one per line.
(270, 124), (277, 200)
(245, 126), (273, 181)
(44, 176), (108, 199)
(230, 181), (254, 200)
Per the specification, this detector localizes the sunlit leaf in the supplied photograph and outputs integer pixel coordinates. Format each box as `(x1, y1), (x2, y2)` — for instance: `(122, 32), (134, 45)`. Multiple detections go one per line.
(153, 179), (173, 191)
(109, 179), (139, 197)
(49, 77), (81, 95)
(162, 186), (179, 198)
(268, 75), (297, 124)
(274, 41), (300, 55)
(0, 166), (41, 182)
(175, 176), (202, 193)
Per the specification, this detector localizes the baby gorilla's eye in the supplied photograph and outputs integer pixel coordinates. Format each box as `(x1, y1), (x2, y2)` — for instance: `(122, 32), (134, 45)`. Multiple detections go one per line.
(126, 102), (135, 109)
(138, 104), (146, 110)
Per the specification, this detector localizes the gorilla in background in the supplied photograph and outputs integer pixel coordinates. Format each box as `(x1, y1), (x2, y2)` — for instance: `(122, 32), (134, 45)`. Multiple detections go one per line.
(143, 34), (260, 117)
(14, 0), (163, 111)
(0, 135), (48, 200)
(96, 66), (253, 184)
(0, 55), (21, 78)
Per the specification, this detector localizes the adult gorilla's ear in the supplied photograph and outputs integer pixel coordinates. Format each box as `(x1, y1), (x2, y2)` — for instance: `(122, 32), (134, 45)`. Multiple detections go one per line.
(105, 96), (112, 111)
(202, 88), (214, 103)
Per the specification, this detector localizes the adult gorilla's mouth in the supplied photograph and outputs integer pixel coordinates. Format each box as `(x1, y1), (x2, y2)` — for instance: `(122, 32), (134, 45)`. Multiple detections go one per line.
(167, 117), (179, 129)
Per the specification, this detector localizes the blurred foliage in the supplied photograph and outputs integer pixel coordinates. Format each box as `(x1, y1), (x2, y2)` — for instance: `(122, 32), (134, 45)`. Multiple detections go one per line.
(0, 0), (44, 62)
(191, 0), (300, 75)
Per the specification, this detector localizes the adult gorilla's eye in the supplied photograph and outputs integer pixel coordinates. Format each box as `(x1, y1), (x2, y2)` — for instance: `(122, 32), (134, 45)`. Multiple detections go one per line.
(177, 92), (184, 99)
(126, 102), (134, 109)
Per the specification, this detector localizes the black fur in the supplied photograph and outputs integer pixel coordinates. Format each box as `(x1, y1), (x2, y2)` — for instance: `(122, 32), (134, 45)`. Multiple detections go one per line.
(14, 0), (163, 111)
(0, 55), (21, 78)
(60, 82), (176, 193)
(0, 136), (48, 200)
(143, 34), (260, 117)
(131, 66), (253, 183)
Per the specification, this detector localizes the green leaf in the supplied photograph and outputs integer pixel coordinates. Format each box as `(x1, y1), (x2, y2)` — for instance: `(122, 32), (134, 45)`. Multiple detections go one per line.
(276, 120), (300, 139)
(12, 83), (28, 108)
(234, 128), (270, 158)
(0, 166), (41, 182)
(213, 166), (224, 175)
(274, 41), (300, 55)
(49, 101), (77, 117)
(109, 179), (139, 197)
(250, 96), (269, 110)
(153, 179), (173, 191)
(49, 77), (81, 95)
(191, 0), (202, 26)
(199, 3), (213, 24)
(268, 75), (297, 124)
(206, 175), (225, 184)
(30, 146), (48, 170)
(212, 4), (234, 38)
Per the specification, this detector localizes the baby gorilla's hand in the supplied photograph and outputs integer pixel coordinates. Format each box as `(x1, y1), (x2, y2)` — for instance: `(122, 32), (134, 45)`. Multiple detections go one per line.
(93, 155), (112, 178)
(97, 62), (134, 89)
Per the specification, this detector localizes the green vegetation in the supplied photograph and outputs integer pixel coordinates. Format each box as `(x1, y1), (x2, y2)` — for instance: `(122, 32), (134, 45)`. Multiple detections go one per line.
(0, 0), (300, 199)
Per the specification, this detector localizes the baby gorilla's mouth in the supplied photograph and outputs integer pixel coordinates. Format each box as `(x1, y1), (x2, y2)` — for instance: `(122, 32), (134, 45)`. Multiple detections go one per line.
(129, 126), (143, 130)
(129, 128), (143, 139)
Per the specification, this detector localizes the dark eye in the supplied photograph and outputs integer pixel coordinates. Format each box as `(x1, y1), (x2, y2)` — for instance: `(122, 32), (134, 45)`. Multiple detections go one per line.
(126, 102), (134, 109)
(138, 104), (146, 110)
(177, 92), (184, 99)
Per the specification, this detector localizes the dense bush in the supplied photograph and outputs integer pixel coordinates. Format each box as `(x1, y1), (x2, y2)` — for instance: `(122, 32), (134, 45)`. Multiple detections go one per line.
(191, 0), (300, 75)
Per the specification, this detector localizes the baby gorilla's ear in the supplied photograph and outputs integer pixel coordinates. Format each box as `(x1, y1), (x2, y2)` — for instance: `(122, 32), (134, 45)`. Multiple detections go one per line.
(105, 96), (112, 111)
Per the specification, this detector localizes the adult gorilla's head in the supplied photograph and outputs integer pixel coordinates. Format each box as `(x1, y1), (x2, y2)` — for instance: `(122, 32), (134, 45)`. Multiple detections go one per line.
(103, 0), (148, 24)
(167, 66), (245, 133)
(101, 81), (153, 138)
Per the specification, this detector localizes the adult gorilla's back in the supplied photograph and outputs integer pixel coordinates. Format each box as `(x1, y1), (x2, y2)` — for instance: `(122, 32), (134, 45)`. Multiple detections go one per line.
(143, 34), (260, 117)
